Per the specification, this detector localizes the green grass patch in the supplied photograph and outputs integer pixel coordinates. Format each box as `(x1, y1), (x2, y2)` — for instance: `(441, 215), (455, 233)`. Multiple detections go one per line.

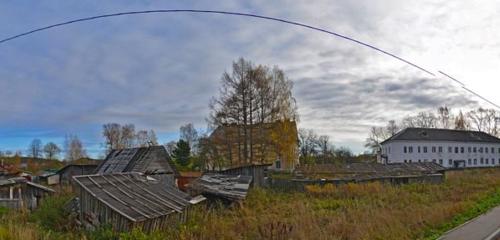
(422, 187), (500, 239)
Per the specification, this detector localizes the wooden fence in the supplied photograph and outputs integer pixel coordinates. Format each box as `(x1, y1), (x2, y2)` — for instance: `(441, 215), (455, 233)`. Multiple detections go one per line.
(0, 199), (21, 209)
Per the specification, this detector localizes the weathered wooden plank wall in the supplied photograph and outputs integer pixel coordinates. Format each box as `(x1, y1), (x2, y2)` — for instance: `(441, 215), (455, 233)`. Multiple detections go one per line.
(267, 174), (445, 192)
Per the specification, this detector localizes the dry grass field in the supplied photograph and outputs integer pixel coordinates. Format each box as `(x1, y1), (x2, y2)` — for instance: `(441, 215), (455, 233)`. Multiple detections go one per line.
(1, 168), (499, 240)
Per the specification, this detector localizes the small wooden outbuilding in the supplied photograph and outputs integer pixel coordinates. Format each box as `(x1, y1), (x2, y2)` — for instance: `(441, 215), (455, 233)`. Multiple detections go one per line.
(56, 164), (98, 184)
(73, 172), (194, 232)
(95, 146), (178, 185)
(0, 177), (55, 210)
(219, 164), (271, 187)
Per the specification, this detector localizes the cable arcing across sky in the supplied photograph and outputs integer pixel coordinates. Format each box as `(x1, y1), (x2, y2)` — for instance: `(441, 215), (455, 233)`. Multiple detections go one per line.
(0, 9), (435, 75)
(0, 9), (498, 109)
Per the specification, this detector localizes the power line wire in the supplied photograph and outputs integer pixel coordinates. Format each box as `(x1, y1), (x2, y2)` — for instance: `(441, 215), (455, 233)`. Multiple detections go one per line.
(0, 9), (435, 76)
(0, 9), (498, 109)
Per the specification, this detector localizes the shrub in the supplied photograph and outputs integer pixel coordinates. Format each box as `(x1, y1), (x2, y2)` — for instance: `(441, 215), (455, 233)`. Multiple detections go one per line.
(30, 194), (73, 231)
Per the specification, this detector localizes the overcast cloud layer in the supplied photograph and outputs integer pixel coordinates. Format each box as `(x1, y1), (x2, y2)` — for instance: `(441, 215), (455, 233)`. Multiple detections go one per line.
(0, 1), (498, 156)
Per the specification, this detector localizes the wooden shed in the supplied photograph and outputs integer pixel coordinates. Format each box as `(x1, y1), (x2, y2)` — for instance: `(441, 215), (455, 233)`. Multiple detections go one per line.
(57, 164), (98, 184)
(95, 146), (177, 185)
(73, 172), (193, 232)
(0, 177), (55, 210)
(219, 164), (271, 187)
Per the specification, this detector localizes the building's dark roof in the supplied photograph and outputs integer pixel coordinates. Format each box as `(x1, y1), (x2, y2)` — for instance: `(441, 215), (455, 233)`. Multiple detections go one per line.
(56, 164), (98, 175)
(95, 146), (177, 175)
(189, 174), (253, 201)
(73, 172), (191, 222)
(381, 128), (500, 144)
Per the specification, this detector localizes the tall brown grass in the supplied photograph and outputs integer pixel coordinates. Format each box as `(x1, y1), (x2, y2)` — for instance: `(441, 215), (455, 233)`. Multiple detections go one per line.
(0, 168), (499, 240)
(168, 168), (500, 240)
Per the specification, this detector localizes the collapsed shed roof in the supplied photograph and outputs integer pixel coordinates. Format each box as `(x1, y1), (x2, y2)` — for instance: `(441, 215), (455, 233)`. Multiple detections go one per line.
(95, 146), (177, 175)
(296, 162), (445, 179)
(73, 172), (191, 222)
(0, 177), (55, 193)
(189, 173), (252, 201)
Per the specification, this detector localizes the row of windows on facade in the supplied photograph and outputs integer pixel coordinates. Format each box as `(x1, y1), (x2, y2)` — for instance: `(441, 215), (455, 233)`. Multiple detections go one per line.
(402, 146), (500, 154)
(402, 158), (499, 166)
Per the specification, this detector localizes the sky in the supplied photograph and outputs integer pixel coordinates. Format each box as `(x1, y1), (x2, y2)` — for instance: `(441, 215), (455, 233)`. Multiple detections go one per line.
(0, 1), (499, 158)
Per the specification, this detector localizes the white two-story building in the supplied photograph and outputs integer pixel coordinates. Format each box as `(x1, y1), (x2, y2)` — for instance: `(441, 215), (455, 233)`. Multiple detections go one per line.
(378, 128), (500, 168)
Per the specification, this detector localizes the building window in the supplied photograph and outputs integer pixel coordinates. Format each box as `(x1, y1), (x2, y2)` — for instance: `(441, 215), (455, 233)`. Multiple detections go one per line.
(438, 146), (443, 153)
(439, 159), (443, 165)
(473, 147), (477, 153)
(404, 159), (407, 163)
(275, 160), (281, 169)
(460, 147), (464, 153)
(486, 158), (489, 164)
(432, 159), (436, 163)
(480, 158), (484, 164)
(409, 146), (413, 153)
(418, 146), (421, 153)
(492, 159), (496, 165)
(418, 159), (421, 163)
(486, 147), (489, 153)
(448, 146), (452, 153)
(479, 147), (483, 153)
(423, 147), (427, 153)
(492, 147), (495, 153)
(474, 159), (477, 165)
(468, 147), (472, 153)
(404, 146), (407, 153)
(454, 147), (459, 153)
(468, 159), (472, 165)
(409, 159), (412, 163)
(448, 159), (453, 166)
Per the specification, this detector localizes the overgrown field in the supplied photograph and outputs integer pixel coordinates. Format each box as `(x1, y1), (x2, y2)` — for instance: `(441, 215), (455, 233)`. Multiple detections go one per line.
(1, 168), (500, 240)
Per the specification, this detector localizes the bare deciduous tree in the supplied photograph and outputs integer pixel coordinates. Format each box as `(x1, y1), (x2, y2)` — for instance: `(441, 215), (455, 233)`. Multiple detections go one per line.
(103, 123), (121, 152)
(43, 142), (61, 160)
(164, 140), (177, 156)
(136, 129), (158, 147)
(298, 128), (318, 160)
(180, 123), (198, 153)
(64, 134), (87, 161)
(28, 139), (43, 160)
(121, 124), (136, 148)
(437, 106), (453, 129)
(102, 123), (137, 152)
(454, 110), (469, 130)
(208, 58), (298, 166)
(467, 108), (499, 136)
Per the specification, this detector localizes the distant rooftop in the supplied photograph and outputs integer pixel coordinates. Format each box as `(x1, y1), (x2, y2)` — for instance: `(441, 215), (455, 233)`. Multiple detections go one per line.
(381, 128), (500, 144)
